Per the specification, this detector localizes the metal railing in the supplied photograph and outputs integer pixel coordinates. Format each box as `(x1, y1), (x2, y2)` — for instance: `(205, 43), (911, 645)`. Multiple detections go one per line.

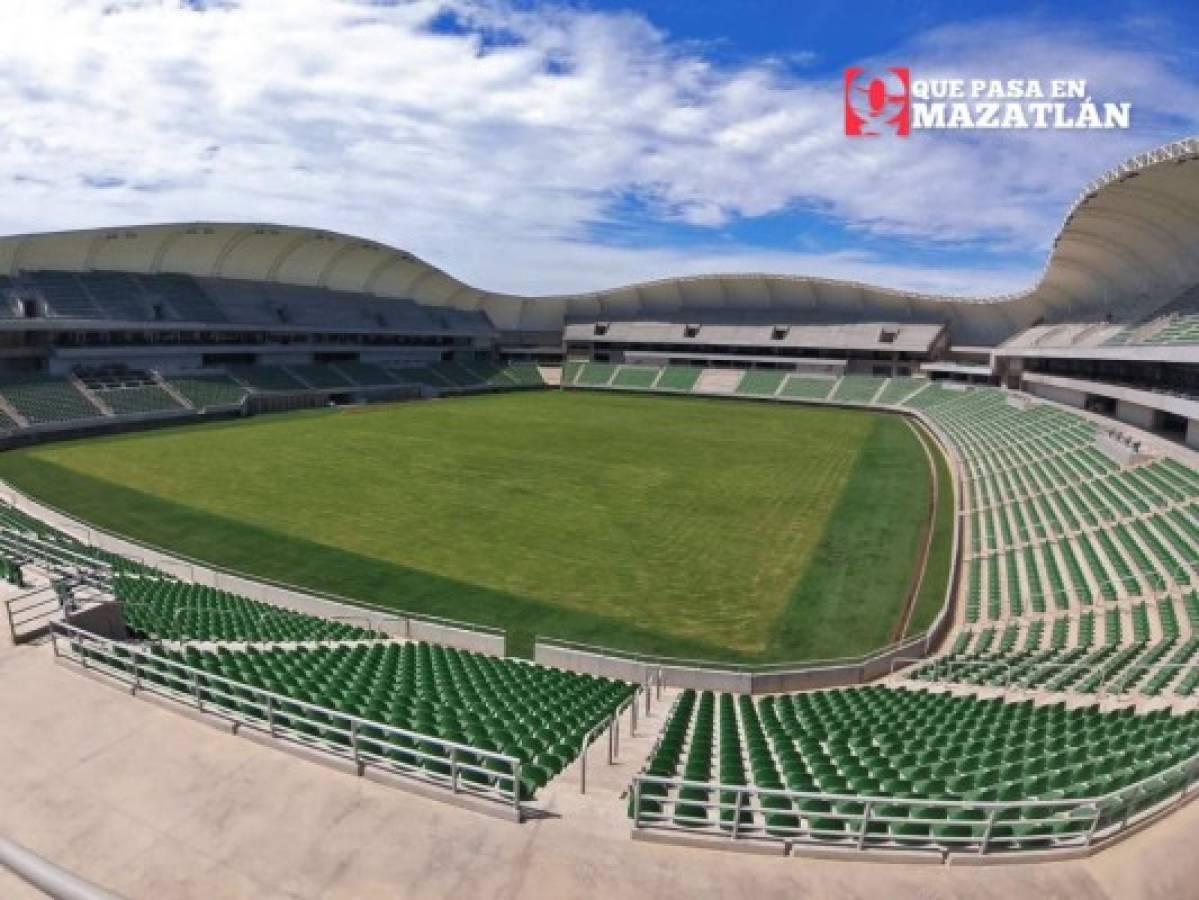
(0, 528), (114, 587)
(629, 749), (1199, 857)
(535, 635), (917, 674)
(50, 622), (527, 816)
(1, 392), (967, 683)
(578, 686), (641, 794)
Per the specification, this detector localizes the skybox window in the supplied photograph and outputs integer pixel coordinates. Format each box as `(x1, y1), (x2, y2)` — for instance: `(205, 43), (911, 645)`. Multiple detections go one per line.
(684, 323), (701, 338)
(771, 325), (790, 340)
(879, 328), (899, 344)
(593, 321), (610, 336)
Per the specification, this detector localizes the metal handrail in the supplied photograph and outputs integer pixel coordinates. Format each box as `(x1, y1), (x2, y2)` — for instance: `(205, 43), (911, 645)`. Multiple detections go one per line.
(5, 400), (963, 678)
(0, 526), (115, 573)
(629, 750), (1199, 855)
(50, 622), (526, 815)
(537, 631), (932, 675)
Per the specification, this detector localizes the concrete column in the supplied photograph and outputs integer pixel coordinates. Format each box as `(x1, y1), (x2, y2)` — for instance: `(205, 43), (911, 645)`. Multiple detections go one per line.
(1116, 400), (1157, 431)
(1186, 419), (1199, 451)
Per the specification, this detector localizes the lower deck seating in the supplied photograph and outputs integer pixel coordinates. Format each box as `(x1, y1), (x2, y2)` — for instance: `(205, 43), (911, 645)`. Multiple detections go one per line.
(459, 361), (517, 387)
(875, 378), (925, 405)
(631, 684), (1198, 849)
(0, 504), (148, 575)
(93, 384), (184, 415)
(576, 362), (618, 386)
(831, 375), (887, 404)
(892, 386), (1199, 700)
(655, 366), (702, 392)
(611, 366), (660, 388)
(166, 374), (249, 408)
(902, 384), (963, 410)
(504, 363), (546, 387)
(0, 376), (102, 424)
(145, 640), (634, 798)
(779, 376), (836, 400)
(387, 366), (445, 387)
(116, 576), (382, 642)
(287, 364), (354, 389)
(332, 363), (399, 387)
(735, 370), (786, 396)
(380, 362), (541, 391)
(229, 366), (308, 392)
(428, 362), (481, 387)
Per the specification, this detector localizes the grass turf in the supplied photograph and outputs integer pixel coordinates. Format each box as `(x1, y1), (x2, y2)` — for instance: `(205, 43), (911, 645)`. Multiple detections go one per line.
(907, 425), (955, 637)
(0, 391), (946, 662)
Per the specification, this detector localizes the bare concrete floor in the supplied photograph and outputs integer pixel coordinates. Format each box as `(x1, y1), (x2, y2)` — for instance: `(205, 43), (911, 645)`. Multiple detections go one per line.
(3, 641), (1199, 900)
(0, 863), (46, 899)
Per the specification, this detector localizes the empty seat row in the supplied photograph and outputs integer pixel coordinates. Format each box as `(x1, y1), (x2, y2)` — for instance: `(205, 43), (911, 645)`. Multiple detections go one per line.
(630, 684), (1198, 850)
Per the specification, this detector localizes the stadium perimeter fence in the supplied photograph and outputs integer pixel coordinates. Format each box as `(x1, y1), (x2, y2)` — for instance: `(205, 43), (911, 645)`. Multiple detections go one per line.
(533, 408), (965, 694)
(5, 388), (967, 691)
(0, 482), (507, 656)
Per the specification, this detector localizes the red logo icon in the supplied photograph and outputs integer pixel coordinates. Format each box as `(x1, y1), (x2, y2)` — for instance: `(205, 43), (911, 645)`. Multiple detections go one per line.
(844, 67), (911, 137)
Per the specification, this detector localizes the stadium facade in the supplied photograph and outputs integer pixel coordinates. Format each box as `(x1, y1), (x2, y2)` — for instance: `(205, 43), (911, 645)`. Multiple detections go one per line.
(0, 139), (1195, 448)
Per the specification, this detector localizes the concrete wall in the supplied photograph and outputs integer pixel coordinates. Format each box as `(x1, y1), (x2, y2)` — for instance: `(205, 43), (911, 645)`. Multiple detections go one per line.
(534, 400), (964, 695)
(0, 407), (241, 452)
(1, 380), (966, 680)
(65, 601), (128, 641)
(1026, 382), (1087, 409)
(0, 481), (507, 657)
(1116, 400), (1158, 431)
(1188, 420), (1199, 452)
(535, 628), (940, 694)
(534, 643), (754, 692)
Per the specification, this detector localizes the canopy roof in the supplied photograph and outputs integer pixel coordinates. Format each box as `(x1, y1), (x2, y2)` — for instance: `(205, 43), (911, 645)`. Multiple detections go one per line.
(2, 137), (1197, 345)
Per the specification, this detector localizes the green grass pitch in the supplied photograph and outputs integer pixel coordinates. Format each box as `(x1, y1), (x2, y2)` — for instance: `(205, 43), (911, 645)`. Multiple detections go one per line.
(0, 391), (949, 662)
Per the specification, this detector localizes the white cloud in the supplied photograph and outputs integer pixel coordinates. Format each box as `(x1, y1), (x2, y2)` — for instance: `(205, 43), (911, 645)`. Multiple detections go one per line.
(0, 0), (1195, 298)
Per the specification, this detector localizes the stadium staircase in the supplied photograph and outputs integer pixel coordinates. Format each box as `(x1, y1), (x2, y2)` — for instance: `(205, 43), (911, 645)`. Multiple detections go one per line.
(153, 374), (194, 409)
(693, 369), (743, 395)
(69, 376), (113, 416)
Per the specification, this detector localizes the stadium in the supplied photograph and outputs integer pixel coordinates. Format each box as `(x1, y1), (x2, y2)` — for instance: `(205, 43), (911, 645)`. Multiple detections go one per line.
(0, 131), (1198, 898)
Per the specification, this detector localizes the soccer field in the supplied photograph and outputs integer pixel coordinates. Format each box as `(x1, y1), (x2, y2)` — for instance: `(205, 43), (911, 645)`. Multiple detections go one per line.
(0, 391), (949, 662)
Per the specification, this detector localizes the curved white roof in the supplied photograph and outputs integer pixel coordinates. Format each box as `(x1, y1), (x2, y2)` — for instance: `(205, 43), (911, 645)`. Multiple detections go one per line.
(2, 137), (1198, 344)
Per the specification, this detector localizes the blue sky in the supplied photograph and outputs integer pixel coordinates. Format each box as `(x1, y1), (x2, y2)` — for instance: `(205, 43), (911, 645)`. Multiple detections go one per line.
(2, 0), (1198, 296)
(577, 0), (1199, 71)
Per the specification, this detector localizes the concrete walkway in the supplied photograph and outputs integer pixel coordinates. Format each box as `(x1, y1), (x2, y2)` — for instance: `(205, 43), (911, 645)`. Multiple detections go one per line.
(3, 642), (1199, 899)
